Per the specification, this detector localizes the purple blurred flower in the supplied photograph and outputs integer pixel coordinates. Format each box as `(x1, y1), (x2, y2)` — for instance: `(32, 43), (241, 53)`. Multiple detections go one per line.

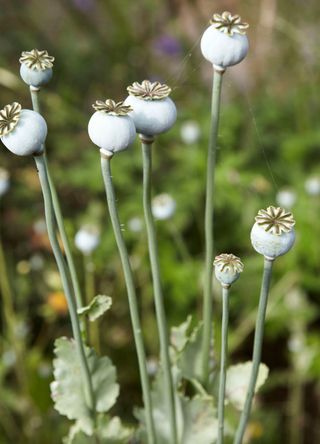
(154, 35), (182, 56)
(72, 0), (95, 12)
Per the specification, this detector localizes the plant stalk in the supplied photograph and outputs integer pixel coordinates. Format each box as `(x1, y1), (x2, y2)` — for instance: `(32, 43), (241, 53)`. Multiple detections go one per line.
(217, 285), (229, 444)
(100, 154), (156, 444)
(233, 258), (274, 444)
(141, 139), (177, 444)
(201, 68), (224, 386)
(34, 154), (95, 413)
(29, 86), (85, 334)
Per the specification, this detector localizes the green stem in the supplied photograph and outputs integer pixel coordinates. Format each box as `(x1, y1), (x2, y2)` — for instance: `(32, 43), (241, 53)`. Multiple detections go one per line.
(44, 154), (84, 312)
(34, 154), (95, 413)
(29, 87), (85, 334)
(201, 68), (224, 386)
(233, 258), (274, 444)
(100, 154), (156, 444)
(30, 86), (40, 113)
(217, 286), (229, 444)
(141, 140), (177, 444)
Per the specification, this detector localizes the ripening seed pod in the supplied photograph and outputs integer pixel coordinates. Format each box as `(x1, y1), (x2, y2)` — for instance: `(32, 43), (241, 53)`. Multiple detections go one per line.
(214, 253), (244, 287)
(200, 11), (249, 69)
(250, 206), (296, 260)
(19, 49), (54, 88)
(0, 102), (47, 156)
(88, 99), (136, 155)
(124, 80), (177, 137)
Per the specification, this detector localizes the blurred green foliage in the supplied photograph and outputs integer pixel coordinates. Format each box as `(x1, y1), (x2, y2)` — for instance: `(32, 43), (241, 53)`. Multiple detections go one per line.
(0, 0), (320, 442)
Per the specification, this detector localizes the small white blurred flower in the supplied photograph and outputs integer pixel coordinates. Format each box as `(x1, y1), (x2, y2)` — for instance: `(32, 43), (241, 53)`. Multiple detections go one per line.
(44, 270), (61, 290)
(30, 254), (44, 271)
(304, 176), (320, 196)
(2, 349), (17, 367)
(146, 357), (158, 376)
(38, 362), (51, 379)
(180, 120), (201, 145)
(0, 167), (10, 197)
(14, 321), (29, 339)
(16, 260), (31, 275)
(288, 336), (303, 353)
(276, 189), (296, 209)
(75, 225), (100, 255)
(128, 217), (143, 233)
(33, 218), (47, 235)
(152, 193), (176, 220)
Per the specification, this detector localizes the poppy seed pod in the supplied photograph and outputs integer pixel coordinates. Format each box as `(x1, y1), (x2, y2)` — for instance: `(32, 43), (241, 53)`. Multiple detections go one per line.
(19, 49), (54, 88)
(88, 99), (136, 154)
(250, 206), (296, 260)
(0, 103), (47, 156)
(214, 253), (244, 287)
(124, 80), (177, 137)
(200, 11), (249, 69)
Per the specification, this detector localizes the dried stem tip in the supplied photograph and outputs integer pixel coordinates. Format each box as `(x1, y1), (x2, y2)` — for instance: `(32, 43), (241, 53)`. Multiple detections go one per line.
(127, 80), (172, 101)
(214, 254), (244, 274)
(92, 99), (132, 116)
(255, 206), (295, 235)
(210, 11), (249, 36)
(0, 102), (21, 136)
(19, 49), (54, 70)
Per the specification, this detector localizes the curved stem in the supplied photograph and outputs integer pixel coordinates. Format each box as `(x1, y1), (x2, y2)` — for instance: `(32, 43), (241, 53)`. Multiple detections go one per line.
(217, 286), (229, 444)
(34, 154), (95, 413)
(100, 155), (156, 444)
(201, 68), (224, 386)
(141, 140), (177, 444)
(233, 258), (274, 444)
(29, 87), (85, 335)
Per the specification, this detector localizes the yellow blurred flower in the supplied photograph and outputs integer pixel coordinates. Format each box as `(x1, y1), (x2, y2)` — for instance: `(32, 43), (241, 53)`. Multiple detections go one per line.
(47, 292), (68, 315)
(244, 421), (264, 442)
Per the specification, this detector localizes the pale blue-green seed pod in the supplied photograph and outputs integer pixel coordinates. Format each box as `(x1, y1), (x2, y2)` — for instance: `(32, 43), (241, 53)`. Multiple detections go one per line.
(88, 99), (136, 154)
(200, 11), (249, 69)
(19, 49), (54, 88)
(250, 206), (296, 260)
(214, 253), (244, 288)
(0, 103), (47, 156)
(125, 80), (176, 137)
(20, 64), (52, 87)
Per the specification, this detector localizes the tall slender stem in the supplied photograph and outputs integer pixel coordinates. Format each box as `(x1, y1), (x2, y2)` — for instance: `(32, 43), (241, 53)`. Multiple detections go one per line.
(29, 87), (85, 333)
(34, 154), (95, 413)
(217, 286), (229, 444)
(201, 68), (224, 386)
(141, 139), (177, 444)
(100, 154), (156, 444)
(233, 258), (274, 444)
(44, 155), (84, 311)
